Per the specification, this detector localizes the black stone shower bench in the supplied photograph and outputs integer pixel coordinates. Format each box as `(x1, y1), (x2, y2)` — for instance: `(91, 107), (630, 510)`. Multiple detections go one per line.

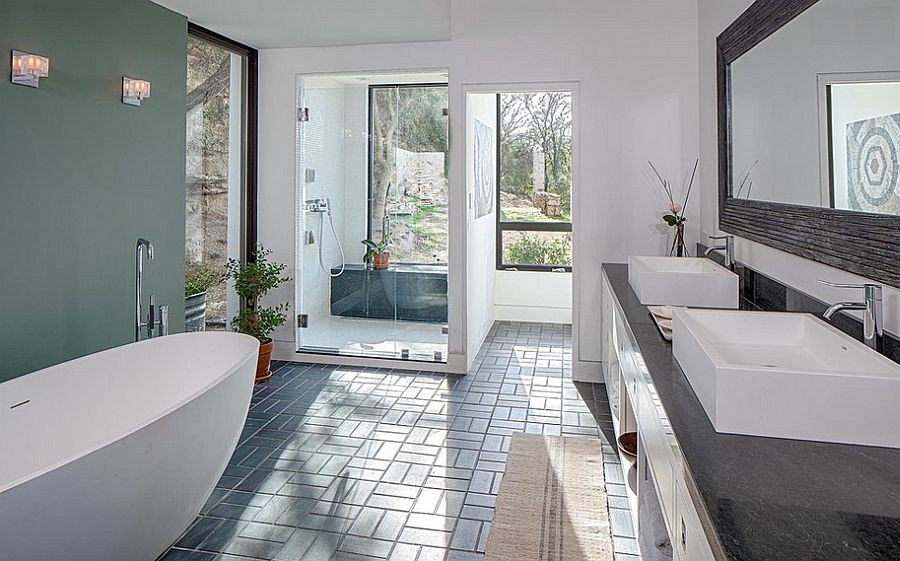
(330, 263), (448, 323)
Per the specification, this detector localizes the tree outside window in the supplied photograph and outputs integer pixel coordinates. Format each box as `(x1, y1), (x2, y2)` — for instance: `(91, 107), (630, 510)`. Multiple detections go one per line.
(498, 92), (573, 269)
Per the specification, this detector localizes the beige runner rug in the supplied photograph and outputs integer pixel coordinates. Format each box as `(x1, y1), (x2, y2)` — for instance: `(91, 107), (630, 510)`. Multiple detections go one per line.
(485, 433), (613, 561)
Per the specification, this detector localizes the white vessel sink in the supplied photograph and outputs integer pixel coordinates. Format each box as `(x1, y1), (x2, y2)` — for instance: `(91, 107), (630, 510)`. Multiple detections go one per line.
(673, 309), (900, 448)
(628, 256), (738, 308)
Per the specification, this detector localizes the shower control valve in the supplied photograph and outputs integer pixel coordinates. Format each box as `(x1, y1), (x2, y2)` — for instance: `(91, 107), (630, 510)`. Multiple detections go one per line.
(305, 198), (329, 213)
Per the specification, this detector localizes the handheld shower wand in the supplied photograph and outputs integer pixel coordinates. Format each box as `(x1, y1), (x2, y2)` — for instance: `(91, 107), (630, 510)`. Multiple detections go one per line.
(307, 197), (345, 278)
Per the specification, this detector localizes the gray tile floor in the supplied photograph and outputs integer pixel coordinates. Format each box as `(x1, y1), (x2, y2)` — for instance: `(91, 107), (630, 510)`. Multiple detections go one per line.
(160, 322), (638, 561)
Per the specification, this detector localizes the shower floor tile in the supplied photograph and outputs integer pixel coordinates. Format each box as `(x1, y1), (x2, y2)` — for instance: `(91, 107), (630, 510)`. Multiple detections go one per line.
(159, 321), (638, 561)
(299, 316), (447, 361)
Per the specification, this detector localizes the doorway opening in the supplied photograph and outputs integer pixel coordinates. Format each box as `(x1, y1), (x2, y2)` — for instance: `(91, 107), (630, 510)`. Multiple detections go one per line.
(465, 85), (575, 349)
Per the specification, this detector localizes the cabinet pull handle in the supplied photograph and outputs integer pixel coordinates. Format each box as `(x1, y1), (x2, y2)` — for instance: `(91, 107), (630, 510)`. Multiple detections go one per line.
(681, 517), (687, 550)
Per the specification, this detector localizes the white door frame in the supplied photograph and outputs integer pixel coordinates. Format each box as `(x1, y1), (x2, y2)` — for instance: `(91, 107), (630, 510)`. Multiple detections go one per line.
(460, 81), (581, 371)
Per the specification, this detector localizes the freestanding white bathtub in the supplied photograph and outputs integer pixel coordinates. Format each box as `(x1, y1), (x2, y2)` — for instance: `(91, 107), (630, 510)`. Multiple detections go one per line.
(0, 332), (259, 561)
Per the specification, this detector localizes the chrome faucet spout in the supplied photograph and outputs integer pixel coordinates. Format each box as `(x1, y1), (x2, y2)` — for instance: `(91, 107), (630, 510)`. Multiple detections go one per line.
(137, 238), (154, 259)
(818, 280), (883, 351)
(705, 235), (735, 268)
(135, 238), (155, 341)
(823, 302), (866, 321)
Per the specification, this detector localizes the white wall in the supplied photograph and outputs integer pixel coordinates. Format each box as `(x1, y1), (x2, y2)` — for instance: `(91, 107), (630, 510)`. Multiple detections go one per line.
(699, 0), (900, 336)
(295, 77), (368, 332)
(495, 271), (572, 324)
(296, 76), (349, 324)
(466, 93), (498, 363)
(259, 0), (701, 373)
(342, 84), (370, 261)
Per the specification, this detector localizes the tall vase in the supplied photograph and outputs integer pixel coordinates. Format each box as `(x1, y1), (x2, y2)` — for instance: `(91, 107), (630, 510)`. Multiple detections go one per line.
(671, 222), (686, 257)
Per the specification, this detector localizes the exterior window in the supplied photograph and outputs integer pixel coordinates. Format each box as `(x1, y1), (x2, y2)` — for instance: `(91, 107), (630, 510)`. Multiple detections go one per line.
(184, 26), (257, 331)
(497, 92), (572, 270)
(369, 84), (449, 264)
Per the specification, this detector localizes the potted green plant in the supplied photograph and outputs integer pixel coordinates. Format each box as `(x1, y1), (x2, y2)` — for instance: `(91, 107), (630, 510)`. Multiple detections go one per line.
(362, 239), (390, 270)
(184, 265), (220, 332)
(223, 245), (291, 383)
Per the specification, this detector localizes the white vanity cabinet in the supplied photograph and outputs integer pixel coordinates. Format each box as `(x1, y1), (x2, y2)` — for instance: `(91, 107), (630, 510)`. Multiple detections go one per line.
(673, 481), (717, 561)
(601, 270), (720, 561)
(600, 279), (621, 427)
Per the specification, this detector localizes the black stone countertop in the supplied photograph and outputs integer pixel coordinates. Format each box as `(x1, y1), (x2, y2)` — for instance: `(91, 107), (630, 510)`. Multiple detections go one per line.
(603, 263), (900, 561)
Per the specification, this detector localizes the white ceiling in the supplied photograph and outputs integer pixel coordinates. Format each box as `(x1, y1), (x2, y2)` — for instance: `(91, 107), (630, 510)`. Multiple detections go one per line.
(152, 0), (452, 49)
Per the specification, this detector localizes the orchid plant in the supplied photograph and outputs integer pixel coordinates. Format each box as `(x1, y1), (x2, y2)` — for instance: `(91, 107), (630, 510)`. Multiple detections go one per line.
(649, 159), (698, 257)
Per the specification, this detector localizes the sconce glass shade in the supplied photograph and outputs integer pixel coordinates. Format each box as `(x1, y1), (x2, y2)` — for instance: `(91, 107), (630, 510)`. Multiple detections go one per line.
(11, 50), (50, 88)
(122, 77), (151, 106)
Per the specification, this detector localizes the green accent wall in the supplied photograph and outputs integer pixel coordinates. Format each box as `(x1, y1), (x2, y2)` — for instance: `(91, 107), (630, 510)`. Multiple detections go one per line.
(0, 0), (187, 381)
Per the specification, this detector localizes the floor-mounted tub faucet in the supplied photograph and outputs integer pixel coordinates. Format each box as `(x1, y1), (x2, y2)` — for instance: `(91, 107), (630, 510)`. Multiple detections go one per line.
(135, 238), (168, 341)
(818, 279), (883, 352)
(704, 234), (734, 269)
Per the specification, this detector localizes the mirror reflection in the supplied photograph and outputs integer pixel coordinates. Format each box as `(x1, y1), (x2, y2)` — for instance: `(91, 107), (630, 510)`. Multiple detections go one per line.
(731, 0), (900, 215)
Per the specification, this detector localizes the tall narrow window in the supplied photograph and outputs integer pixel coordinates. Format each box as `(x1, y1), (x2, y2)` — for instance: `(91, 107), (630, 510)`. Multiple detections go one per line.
(184, 26), (257, 331)
(497, 92), (573, 270)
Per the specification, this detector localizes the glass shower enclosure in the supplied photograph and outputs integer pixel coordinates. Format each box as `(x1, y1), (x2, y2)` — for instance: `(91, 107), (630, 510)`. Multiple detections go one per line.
(295, 70), (450, 363)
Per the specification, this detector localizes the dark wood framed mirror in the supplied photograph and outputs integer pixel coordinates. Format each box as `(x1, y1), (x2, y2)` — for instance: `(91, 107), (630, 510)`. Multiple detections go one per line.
(718, 0), (900, 287)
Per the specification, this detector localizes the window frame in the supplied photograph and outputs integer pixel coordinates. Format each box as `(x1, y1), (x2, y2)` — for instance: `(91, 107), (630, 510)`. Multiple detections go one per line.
(366, 82), (450, 261)
(495, 93), (573, 272)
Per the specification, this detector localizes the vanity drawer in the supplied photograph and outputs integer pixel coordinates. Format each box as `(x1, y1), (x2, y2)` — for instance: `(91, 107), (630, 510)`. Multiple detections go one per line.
(615, 315), (640, 391)
(603, 360), (621, 426)
(600, 277), (615, 369)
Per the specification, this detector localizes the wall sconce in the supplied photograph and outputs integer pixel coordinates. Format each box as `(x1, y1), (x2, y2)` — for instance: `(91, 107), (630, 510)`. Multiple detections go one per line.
(11, 50), (49, 88)
(122, 77), (151, 107)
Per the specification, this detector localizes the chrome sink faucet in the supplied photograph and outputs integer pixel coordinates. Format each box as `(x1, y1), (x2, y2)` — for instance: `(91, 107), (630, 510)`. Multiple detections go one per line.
(818, 280), (883, 351)
(135, 238), (169, 341)
(704, 234), (734, 269)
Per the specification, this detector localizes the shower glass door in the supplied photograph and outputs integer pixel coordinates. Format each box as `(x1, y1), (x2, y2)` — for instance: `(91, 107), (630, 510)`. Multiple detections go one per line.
(295, 71), (449, 363)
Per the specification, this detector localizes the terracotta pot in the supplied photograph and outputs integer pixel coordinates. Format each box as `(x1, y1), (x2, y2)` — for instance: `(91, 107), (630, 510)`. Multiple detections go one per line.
(255, 338), (274, 383)
(373, 251), (390, 270)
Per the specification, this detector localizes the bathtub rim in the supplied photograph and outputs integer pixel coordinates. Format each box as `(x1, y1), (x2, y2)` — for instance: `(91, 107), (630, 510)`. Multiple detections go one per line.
(0, 331), (259, 494)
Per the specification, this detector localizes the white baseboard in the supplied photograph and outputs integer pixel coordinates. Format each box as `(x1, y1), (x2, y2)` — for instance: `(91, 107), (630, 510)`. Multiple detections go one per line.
(573, 359), (604, 383)
(466, 317), (494, 371)
(494, 305), (572, 324)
